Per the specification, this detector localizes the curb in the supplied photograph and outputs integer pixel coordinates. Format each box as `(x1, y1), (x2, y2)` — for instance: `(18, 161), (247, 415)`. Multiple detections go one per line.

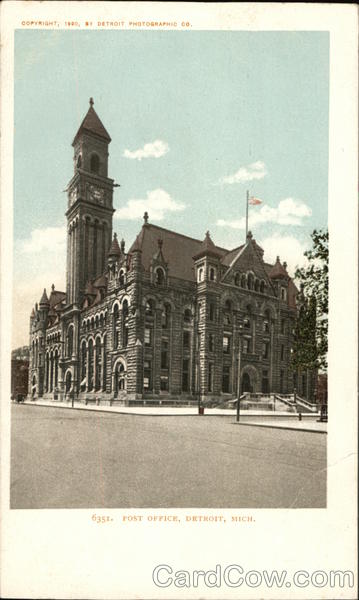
(234, 421), (327, 434)
(16, 402), (327, 431)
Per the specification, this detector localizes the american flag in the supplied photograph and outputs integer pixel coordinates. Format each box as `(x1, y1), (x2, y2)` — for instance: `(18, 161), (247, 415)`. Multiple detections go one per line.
(248, 196), (262, 206)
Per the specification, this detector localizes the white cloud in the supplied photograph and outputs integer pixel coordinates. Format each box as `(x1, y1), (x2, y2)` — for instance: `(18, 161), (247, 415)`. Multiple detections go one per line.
(258, 234), (309, 276)
(219, 160), (267, 184)
(217, 198), (312, 229)
(116, 189), (185, 221)
(21, 226), (66, 254)
(123, 140), (169, 161)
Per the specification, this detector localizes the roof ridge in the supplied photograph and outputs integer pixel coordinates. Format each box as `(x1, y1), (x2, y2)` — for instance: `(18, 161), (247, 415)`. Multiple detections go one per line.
(145, 223), (229, 252)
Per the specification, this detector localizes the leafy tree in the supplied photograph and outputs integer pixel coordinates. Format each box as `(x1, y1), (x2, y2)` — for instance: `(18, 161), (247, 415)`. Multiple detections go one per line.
(293, 228), (328, 370)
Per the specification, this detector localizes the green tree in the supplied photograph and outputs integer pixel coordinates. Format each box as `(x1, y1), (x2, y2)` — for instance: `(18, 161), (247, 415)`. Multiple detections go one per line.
(293, 228), (328, 370)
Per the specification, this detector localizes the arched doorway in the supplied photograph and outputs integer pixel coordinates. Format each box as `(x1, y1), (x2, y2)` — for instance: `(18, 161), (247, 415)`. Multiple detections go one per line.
(242, 372), (252, 393)
(65, 370), (72, 393)
(113, 359), (127, 397)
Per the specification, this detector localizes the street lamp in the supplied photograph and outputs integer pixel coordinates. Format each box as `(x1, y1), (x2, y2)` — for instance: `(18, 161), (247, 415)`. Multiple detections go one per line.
(236, 324), (243, 423)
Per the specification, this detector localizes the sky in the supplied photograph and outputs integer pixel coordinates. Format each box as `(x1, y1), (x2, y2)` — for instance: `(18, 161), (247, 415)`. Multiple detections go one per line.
(13, 30), (329, 348)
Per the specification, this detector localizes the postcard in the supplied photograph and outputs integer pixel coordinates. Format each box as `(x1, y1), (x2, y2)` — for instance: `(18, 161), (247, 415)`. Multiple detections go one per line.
(1, 2), (357, 599)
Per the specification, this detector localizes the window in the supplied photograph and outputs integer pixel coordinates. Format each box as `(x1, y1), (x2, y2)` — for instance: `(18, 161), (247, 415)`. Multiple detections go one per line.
(247, 273), (254, 290)
(77, 155), (82, 168)
(161, 340), (169, 369)
(280, 344), (285, 361)
(184, 309), (192, 323)
(145, 299), (154, 316)
(243, 338), (251, 353)
(208, 363), (214, 392)
(223, 335), (231, 354)
(123, 326), (129, 347)
(156, 267), (165, 285)
(209, 334), (215, 352)
(144, 360), (152, 391)
(281, 288), (287, 301)
(260, 281), (265, 293)
(198, 267), (204, 282)
(222, 365), (231, 393)
(234, 273), (240, 287)
(90, 153), (100, 173)
(144, 328), (152, 346)
(160, 376), (169, 391)
(263, 320), (269, 333)
(182, 358), (190, 392)
(209, 267), (215, 281)
(119, 270), (125, 285)
(113, 305), (119, 349)
(244, 317), (251, 329)
(281, 319), (285, 334)
(241, 274), (246, 288)
(255, 279), (260, 292)
(263, 342), (269, 359)
(209, 303), (215, 322)
(162, 303), (171, 329)
(67, 326), (73, 358)
(183, 330), (190, 349)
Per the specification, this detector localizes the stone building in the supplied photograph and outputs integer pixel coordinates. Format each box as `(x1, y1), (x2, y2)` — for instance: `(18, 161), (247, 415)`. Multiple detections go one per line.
(28, 100), (303, 404)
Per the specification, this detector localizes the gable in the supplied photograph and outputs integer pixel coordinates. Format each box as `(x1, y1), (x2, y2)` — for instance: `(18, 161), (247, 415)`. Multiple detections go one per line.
(222, 241), (275, 292)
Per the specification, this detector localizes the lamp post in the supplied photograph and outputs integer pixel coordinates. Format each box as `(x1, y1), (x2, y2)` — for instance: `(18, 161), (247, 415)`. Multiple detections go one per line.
(236, 324), (243, 422)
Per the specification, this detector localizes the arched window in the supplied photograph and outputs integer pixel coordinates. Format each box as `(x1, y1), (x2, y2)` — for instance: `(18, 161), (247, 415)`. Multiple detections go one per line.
(95, 315), (99, 329)
(122, 300), (129, 347)
(77, 154), (82, 169)
(119, 269), (125, 285)
(209, 267), (216, 281)
(247, 273), (254, 290)
(255, 279), (260, 292)
(260, 281), (265, 294)
(162, 303), (171, 329)
(81, 342), (87, 387)
(234, 273), (240, 287)
(224, 299), (232, 326)
(88, 339), (94, 391)
(145, 299), (154, 316)
(263, 309), (271, 333)
(67, 326), (73, 358)
(45, 354), (50, 392)
(184, 308), (192, 323)
(95, 337), (101, 390)
(155, 267), (165, 285)
(113, 304), (119, 349)
(198, 267), (204, 282)
(54, 350), (59, 388)
(241, 274), (246, 288)
(102, 335), (107, 391)
(90, 153), (100, 173)
(114, 361), (126, 396)
(243, 306), (251, 329)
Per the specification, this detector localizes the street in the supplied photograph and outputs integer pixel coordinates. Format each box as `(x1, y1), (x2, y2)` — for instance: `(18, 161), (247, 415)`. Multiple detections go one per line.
(10, 404), (326, 509)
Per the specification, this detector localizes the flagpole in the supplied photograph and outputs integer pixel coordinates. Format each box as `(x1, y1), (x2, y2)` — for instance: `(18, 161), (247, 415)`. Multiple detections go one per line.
(245, 190), (249, 240)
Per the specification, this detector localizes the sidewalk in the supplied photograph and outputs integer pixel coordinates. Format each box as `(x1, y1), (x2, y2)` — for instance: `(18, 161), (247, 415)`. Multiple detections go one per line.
(19, 399), (326, 433)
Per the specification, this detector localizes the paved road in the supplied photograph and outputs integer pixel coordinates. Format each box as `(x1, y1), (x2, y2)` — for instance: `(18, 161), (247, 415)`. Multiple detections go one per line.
(10, 404), (326, 509)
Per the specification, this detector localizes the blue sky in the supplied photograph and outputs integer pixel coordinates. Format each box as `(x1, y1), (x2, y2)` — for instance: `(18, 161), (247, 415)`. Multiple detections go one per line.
(13, 30), (329, 346)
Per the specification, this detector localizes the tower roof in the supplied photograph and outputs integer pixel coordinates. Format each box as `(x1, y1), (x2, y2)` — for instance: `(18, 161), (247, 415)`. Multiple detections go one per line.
(72, 98), (111, 146)
(39, 288), (50, 306)
(193, 231), (222, 260)
(268, 256), (289, 280)
(108, 233), (121, 257)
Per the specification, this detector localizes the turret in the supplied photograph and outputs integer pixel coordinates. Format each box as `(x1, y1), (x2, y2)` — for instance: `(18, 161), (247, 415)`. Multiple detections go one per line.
(193, 230), (221, 284)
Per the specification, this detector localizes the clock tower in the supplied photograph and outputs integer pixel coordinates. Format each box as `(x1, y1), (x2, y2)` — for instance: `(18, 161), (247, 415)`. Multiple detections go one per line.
(66, 98), (115, 305)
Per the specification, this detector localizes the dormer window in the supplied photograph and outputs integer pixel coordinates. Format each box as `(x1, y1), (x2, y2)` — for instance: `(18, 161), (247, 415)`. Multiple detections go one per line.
(209, 267), (216, 281)
(234, 273), (240, 287)
(241, 274), (246, 288)
(281, 288), (287, 301)
(155, 267), (165, 285)
(247, 273), (254, 290)
(90, 153), (100, 173)
(198, 267), (204, 283)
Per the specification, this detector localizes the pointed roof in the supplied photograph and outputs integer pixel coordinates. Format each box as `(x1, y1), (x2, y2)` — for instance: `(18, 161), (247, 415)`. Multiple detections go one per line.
(108, 233), (121, 257)
(193, 231), (222, 260)
(39, 288), (49, 306)
(84, 280), (97, 296)
(72, 98), (111, 146)
(93, 273), (107, 288)
(152, 238), (166, 262)
(30, 307), (35, 318)
(268, 256), (289, 280)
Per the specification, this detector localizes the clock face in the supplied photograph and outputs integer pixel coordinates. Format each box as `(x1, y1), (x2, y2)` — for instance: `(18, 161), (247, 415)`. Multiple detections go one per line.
(88, 185), (105, 204)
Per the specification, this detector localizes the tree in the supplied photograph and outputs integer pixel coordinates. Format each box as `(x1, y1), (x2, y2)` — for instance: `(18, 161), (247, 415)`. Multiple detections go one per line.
(293, 228), (328, 370)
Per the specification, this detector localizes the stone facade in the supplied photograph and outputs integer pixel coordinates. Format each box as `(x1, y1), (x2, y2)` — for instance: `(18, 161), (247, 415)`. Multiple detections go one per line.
(28, 100), (305, 405)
